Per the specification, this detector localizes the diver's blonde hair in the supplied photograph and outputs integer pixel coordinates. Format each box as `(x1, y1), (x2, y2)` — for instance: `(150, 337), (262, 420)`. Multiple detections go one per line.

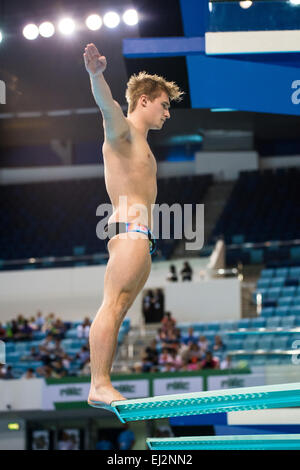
(125, 71), (184, 113)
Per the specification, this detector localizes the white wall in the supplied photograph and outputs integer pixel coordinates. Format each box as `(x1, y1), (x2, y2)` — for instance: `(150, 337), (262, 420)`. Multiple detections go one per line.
(195, 151), (258, 181)
(0, 259), (241, 325)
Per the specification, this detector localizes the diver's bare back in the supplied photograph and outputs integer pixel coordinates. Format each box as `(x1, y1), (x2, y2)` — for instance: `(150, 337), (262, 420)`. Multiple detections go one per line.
(103, 121), (157, 229)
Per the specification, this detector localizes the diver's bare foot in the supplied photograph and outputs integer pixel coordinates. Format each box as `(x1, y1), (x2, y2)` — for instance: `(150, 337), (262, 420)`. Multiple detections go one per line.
(88, 384), (127, 406)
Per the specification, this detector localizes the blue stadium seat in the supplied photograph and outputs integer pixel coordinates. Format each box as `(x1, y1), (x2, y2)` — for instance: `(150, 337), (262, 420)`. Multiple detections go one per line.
(278, 297), (293, 307)
(270, 277), (285, 287)
(267, 287), (282, 299)
(274, 268), (289, 278)
(243, 339), (259, 351)
(261, 269), (274, 278)
(257, 279), (270, 289)
(275, 306), (290, 317)
(261, 307), (275, 317)
(281, 316), (296, 329)
(292, 296), (300, 306)
(289, 267), (300, 278)
(282, 286), (297, 297)
(257, 337), (273, 351)
(237, 319), (251, 329)
(289, 306), (300, 316)
(272, 336), (289, 350)
(266, 316), (281, 329)
(251, 318), (266, 329)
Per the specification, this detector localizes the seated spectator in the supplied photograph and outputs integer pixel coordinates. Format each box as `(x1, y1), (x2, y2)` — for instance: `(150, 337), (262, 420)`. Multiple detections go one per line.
(40, 333), (56, 353)
(19, 320), (33, 341)
(161, 329), (180, 352)
(161, 312), (176, 332)
(0, 323), (6, 341)
(10, 320), (23, 341)
(28, 316), (39, 331)
(2, 365), (14, 379)
(77, 317), (91, 339)
(51, 359), (67, 378)
(186, 357), (201, 371)
(166, 265), (178, 282)
(34, 311), (45, 330)
(42, 313), (56, 333)
(213, 335), (226, 353)
(96, 433), (114, 451)
(169, 349), (183, 370)
(198, 335), (209, 355)
(220, 355), (233, 370)
(36, 364), (53, 378)
(143, 339), (159, 366)
(21, 346), (41, 362)
(50, 318), (66, 340)
(117, 423), (135, 450)
(80, 360), (91, 376)
(158, 348), (174, 367)
(22, 368), (36, 379)
(200, 351), (220, 370)
(180, 261), (193, 281)
(75, 345), (90, 365)
(182, 327), (198, 346)
(187, 343), (202, 362)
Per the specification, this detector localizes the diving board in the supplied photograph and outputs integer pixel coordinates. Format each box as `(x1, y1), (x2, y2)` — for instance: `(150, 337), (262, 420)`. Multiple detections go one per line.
(91, 382), (300, 423)
(146, 434), (300, 450)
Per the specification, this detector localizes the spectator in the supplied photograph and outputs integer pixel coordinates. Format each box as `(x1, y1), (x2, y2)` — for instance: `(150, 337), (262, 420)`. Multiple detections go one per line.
(51, 359), (67, 379)
(158, 347), (173, 367)
(40, 334), (56, 353)
(213, 335), (226, 354)
(200, 351), (220, 370)
(96, 432), (114, 450)
(117, 423), (135, 450)
(166, 264), (178, 282)
(21, 346), (41, 362)
(161, 312), (176, 332)
(2, 365), (14, 379)
(182, 327), (198, 346)
(34, 311), (45, 330)
(161, 329), (180, 352)
(169, 349), (183, 370)
(142, 290), (154, 323)
(57, 432), (74, 450)
(22, 368), (36, 379)
(152, 289), (164, 322)
(0, 323), (6, 341)
(186, 357), (201, 371)
(51, 318), (66, 340)
(75, 345), (90, 365)
(36, 364), (53, 378)
(220, 355), (233, 370)
(198, 335), (209, 355)
(28, 316), (38, 331)
(180, 261), (193, 281)
(143, 339), (159, 366)
(19, 320), (33, 341)
(80, 360), (91, 376)
(0, 364), (6, 379)
(42, 313), (56, 333)
(77, 317), (91, 339)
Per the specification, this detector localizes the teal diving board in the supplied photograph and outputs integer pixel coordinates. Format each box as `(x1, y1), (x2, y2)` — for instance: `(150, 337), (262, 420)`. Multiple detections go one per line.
(146, 434), (300, 450)
(90, 382), (300, 423)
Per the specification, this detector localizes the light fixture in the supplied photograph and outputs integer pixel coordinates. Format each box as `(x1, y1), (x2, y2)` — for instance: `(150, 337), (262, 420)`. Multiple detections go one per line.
(122, 9), (138, 26)
(103, 11), (120, 29)
(86, 14), (103, 31)
(58, 18), (75, 35)
(39, 21), (55, 38)
(239, 1), (253, 9)
(23, 23), (39, 40)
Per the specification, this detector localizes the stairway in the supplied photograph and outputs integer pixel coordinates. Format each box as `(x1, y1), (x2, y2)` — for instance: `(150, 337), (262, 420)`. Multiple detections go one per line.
(173, 180), (235, 258)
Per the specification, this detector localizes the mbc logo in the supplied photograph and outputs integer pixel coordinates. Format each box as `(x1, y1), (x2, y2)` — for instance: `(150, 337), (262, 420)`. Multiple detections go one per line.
(292, 340), (300, 365)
